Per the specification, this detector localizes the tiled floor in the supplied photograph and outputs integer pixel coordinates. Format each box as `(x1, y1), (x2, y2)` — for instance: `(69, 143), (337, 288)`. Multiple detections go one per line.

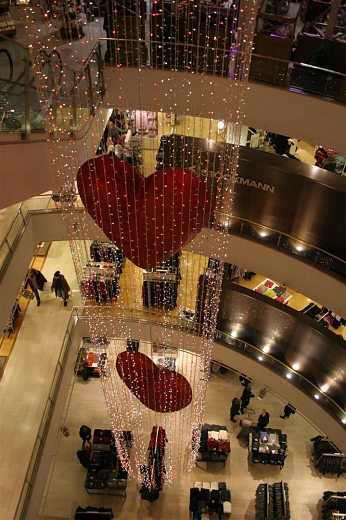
(42, 369), (346, 520)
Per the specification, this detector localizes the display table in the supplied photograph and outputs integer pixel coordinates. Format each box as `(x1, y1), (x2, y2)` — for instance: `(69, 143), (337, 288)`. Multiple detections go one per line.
(189, 481), (232, 518)
(84, 429), (130, 496)
(249, 428), (287, 469)
(197, 424), (231, 465)
(254, 278), (292, 305)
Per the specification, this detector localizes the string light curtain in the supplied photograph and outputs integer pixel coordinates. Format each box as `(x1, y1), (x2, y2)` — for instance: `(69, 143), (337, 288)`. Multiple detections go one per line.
(27, 0), (256, 486)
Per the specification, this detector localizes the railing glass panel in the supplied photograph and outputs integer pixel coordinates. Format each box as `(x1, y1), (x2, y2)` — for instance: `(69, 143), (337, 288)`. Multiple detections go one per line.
(0, 37), (104, 137)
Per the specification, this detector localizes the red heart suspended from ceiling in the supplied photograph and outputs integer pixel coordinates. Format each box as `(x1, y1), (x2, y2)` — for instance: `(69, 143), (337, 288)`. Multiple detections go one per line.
(76, 156), (212, 269)
(116, 351), (192, 413)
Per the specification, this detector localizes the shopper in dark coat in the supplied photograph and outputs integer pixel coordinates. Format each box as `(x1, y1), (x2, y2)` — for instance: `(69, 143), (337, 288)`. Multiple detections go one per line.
(240, 384), (254, 413)
(257, 410), (270, 430)
(51, 271), (70, 306)
(280, 404), (296, 419)
(230, 397), (242, 422)
(25, 268), (47, 307)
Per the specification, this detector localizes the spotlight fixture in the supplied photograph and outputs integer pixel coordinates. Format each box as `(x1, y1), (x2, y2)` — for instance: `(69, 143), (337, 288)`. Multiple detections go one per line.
(217, 120), (225, 130)
(314, 394), (320, 400)
(292, 363), (300, 371)
(231, 330), (238, 338)
(262, 345), (270, 353)
(320, 384), (329, 393)
(286, 373), (292, 379)
(342, 417), (346, 425)
(258, 356), (263, 361)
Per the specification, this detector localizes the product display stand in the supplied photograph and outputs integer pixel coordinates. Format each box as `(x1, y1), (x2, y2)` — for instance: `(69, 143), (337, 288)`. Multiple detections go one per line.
(197, 424), (231, 467)
(253, 278), (292, 305)
(249, 428), (287, 469)
(189, 481), (232, 518)
(311, 436), (345, 476)
(255, 481), (290, 519)
(74, 340), (107, 381)
(81, 262), (121, 303)
(84, 429), (131, 497)
(321, 492), (346, 519)
(142, 254), (181, 310)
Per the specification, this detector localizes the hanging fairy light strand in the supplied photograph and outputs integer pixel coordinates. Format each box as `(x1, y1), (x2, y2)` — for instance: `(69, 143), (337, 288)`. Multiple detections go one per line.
(26, 0), (257, 486)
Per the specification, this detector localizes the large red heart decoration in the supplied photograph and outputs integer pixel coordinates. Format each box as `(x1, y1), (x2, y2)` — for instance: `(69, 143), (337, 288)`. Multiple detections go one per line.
(116, 351), (192, 413)
(76, 156), (212, 269)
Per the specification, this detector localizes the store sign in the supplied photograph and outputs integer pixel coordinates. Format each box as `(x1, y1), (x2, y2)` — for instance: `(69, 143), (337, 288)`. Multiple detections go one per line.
(189, 166), (275, 193)
(235, 176), (275, 193)
(159, 135), (275, 193)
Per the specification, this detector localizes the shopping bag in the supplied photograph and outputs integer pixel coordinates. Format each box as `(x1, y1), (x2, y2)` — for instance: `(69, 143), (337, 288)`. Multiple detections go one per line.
(21, 288), (35, 300)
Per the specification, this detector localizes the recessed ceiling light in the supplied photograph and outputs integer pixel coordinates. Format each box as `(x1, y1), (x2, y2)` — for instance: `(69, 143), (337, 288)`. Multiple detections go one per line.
(262, 345), (270, 353)
(258, 356), (263, 361)
(286, 373), (292, 379)
(314, 394), (320, 400)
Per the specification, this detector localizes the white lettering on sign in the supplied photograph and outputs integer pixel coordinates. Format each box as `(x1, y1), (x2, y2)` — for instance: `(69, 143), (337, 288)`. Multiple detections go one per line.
(191, 165), (275, 194)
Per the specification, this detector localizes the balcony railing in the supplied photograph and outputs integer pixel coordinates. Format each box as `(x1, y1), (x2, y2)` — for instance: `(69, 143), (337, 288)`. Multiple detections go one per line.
(0, 36), (105, 137)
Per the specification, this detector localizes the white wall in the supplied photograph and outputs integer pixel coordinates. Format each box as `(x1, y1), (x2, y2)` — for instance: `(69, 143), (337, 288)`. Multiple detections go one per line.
(103, 68), (346, 154)
(0, 109), (110, 210)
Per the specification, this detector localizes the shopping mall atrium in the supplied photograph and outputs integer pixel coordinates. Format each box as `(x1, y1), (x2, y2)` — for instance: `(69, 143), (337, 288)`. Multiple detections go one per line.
(0, 0), (345, 519)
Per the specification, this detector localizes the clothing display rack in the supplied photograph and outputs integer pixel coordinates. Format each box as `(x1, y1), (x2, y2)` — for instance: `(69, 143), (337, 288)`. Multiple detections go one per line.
(255, 481), (290, 520)
(249, 428), (287, 469)
(311, 436), (346, 476)
(224, 262), (256, 281)
(84, 429), (131, 496)
(90, 241), (124, 269)
(81, 262), (120, 303)
(142, 253), (181, 310)
(74, 506), (114, 519)
(197, 424), (231, 464)
(3, 301), (21, 337)
(140, 426), (167, 502)
(195, 259), (222, 334)
(301, 303), (345, 330)
(189, 481), (232, 518)
(321, 492), (346, 520)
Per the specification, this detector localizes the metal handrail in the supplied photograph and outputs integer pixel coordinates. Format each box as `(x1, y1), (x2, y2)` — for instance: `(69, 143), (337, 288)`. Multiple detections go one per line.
(0, 39), (105, 137)
(106, 36), (346, 82)
(13, 308), (346, 518)
(216, 214), (346, 266)
(104, 35), (346, 103)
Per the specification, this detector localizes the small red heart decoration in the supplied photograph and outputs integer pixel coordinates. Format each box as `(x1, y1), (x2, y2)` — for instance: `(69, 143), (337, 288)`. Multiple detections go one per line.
(116, 351), (192, 413)
(77, 156), (212, 269)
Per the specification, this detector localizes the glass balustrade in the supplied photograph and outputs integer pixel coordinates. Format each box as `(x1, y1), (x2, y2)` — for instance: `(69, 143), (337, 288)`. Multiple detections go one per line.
(0, 36), (104, 137)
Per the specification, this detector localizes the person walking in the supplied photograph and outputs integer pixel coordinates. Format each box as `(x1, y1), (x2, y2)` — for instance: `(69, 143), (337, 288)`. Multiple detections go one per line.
(240, 384), (254, 414)
(51, 271), (70, 306)
(280, 404), (296, 420)
(230, 397), (241, 422)
(25, 268), (47, 307)
(257, 409), (270, 430)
